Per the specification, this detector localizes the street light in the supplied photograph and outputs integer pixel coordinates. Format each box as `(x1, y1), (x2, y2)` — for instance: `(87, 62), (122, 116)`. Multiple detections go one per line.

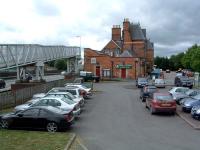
(75, 36), (81, 56)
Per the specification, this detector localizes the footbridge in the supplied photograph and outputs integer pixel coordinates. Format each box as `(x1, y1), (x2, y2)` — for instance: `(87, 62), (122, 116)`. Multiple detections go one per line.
(0, 44), (81, 80)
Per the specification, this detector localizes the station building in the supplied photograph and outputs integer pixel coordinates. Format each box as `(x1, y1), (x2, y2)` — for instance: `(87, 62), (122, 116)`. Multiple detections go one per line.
(84, 18), (154, 79)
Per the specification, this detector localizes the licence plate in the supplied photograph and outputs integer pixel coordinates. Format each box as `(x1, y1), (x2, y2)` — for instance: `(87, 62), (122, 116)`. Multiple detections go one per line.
(161, 104), (171, 107)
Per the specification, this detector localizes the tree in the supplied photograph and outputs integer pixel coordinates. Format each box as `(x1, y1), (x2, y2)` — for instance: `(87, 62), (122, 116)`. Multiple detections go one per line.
(54, 59), (67, 70)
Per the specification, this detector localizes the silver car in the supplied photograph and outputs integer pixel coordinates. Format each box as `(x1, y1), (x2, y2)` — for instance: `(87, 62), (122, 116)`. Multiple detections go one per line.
(168, 87), (189, 104)
(154, 79), (165, 88)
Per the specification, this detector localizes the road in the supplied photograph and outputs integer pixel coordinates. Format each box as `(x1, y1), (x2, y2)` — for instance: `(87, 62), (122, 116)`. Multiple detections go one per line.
(0, 75), (64, 92)
(71, 81), (200, 150)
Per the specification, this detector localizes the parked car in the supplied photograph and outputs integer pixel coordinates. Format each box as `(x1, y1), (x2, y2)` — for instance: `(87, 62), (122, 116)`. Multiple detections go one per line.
(0, 79), (6, 89)
(181, 94), (200, 112)
(46, 92), (84, 108)
(31, 96), (80, 117)
(140, 85), (158, 102)
(14, 98), (40, 113)
(168, 87), (189, 103)
(166, 69), (170, 73)
(174, 76), (193, 88)
(191, 105), (200, 120)
(80, 71), (100, 82)
(15, 96), (80, 117)
(65, 84), (92, 98)
(136, 77), (148, 88)
(179, 89), (200, 105)
(154, 79), (165, 88)
(32, 91), (84, 107)
(146, 92), (176, 115)
(0, 106), (74, 132)
(48, 87), (84, 99)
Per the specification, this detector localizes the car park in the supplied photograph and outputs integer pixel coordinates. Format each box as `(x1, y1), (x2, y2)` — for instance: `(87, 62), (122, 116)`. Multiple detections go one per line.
(136, 77), (148, 88)
(154, 78), (165, 88)
(0, 79), (6, 88)
(0, 106), (74, 132)
(174, 76), (193, 88)
(140, 85), (158, 102)
(181, 94), (200, 113)
(145, 92), (176, 115)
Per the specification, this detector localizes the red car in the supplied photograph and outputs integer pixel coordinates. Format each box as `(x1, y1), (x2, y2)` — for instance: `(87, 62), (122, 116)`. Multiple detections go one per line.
(146, 92), (176, 115)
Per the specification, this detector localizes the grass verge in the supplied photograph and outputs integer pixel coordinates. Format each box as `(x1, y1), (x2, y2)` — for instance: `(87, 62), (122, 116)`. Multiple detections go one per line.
(0, 129), (71, 150)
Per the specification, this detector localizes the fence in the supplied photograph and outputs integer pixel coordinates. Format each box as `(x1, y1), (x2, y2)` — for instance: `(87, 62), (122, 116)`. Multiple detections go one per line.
(0, 79), (67, 110)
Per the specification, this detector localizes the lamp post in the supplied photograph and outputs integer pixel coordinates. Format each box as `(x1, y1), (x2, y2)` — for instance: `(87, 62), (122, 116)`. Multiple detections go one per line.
(75, 36), (81, 56)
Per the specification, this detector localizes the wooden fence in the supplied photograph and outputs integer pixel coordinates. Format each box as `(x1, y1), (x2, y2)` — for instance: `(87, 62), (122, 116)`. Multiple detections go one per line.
(0, 79), (67, 110)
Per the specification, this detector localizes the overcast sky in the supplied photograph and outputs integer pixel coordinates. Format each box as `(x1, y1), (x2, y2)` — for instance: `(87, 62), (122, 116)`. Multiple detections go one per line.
(0, 0), (199, 57)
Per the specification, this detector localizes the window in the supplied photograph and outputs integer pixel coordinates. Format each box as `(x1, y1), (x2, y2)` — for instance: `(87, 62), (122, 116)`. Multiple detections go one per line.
(48, 99), (61, 107)
(22, 108), (39, 116)
(33, 99), (48, 106)
(103, 69), (111, 77)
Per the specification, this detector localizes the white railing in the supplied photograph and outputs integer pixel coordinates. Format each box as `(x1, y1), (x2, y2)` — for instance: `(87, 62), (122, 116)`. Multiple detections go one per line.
(0, 44), (81, 70)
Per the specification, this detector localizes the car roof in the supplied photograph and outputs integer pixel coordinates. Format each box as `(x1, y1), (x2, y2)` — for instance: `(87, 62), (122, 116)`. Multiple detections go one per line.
(40, 96), (62, 100)
(48, 92), (70, 95)
(65, 86), (79, 89)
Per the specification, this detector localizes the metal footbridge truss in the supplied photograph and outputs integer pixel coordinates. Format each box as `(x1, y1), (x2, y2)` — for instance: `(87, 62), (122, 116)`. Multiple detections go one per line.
(0, 44), (81, 71)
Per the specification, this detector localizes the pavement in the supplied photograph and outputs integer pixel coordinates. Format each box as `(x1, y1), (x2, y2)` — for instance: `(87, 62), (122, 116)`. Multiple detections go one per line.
(70, 81), (200, 150)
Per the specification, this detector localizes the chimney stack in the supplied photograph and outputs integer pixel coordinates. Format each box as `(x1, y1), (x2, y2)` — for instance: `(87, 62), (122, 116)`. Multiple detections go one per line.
(112, 25), (121, 41)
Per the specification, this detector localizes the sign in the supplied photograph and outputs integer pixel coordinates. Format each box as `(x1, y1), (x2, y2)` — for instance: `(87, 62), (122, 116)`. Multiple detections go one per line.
(116, 64), (132, 69)
(91, 58), (96, 64)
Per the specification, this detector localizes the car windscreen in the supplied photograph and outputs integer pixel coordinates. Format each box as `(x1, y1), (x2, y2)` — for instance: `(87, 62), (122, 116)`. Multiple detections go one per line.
(155, 95), (173, 101)
(138, 78), (147, 82)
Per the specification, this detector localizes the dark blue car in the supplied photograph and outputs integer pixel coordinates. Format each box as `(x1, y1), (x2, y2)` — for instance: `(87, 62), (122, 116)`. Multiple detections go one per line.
(182, 94), (200, 112)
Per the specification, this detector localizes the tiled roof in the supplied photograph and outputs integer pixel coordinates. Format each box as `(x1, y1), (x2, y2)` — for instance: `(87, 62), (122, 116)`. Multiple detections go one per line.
(130, 23), (145, 40)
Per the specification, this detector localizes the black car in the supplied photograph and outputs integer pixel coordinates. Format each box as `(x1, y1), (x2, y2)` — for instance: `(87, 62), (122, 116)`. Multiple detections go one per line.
(136, 78), (148, 88)
(174, 76), (193, 89)
(140, 85), (158, 102)
(0, 79), (6, 89)
(0, 106), (74, 132)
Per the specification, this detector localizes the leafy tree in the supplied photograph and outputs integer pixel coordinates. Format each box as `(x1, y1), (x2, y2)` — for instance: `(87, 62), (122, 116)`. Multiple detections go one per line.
(54, 59), (67, 70)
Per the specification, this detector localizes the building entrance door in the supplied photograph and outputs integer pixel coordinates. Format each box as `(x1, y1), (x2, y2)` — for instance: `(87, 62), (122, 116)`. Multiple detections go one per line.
(96, 66), (100, 77)
(121, 68), (126, 78)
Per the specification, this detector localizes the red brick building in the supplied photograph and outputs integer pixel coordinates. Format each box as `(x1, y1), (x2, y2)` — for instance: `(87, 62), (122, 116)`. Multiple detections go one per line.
(84, 18), (154, 79)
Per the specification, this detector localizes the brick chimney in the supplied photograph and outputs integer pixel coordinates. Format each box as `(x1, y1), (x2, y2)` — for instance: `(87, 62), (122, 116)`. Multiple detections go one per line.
(112, 25), (121, 41)
(122, 18), (132, 50)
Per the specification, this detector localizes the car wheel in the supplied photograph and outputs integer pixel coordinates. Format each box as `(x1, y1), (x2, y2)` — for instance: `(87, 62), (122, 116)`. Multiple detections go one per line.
(142, 98), (146, 102)
(46, 122), (58, 132)
(150, 106), (155, 115)
(145, 102), (148, 108)
(1, 120), (9, 129)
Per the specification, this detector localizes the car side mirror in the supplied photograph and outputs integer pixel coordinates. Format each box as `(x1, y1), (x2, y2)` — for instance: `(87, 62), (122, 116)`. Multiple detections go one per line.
(17, 114), (23, 117)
